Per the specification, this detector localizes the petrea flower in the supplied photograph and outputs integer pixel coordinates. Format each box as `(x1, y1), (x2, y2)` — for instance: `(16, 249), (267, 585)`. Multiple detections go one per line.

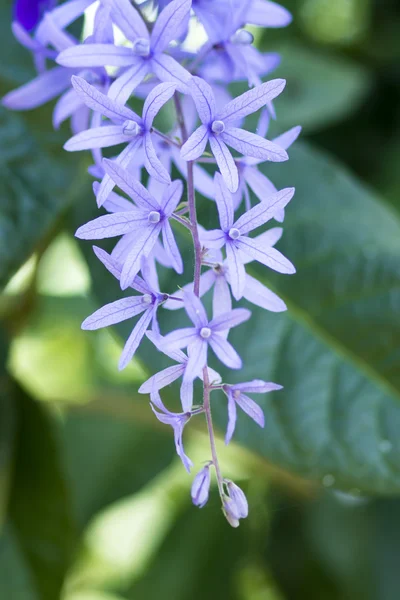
(223, 379), (282, 444)
(161, 291), (251, 379)
(76, 160), (184, 288)
(150, 388), (196, 472)
(201, 176), (295, 299)
(57, 0), (192, 104)
(82, 246), (169, 370)
(181, 76), (288, 192)
(165, 228), (287, 314)
(191, 463), (211, 507)
(139, 331), (222, 411)
(235, 123), (302, 218)
(223, 480), (248, 527)
(64, 78), (177, 204)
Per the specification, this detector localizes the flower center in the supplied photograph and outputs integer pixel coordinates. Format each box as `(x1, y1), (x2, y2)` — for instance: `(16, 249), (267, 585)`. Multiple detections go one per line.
(148, 210), (161, 223)
(228, 227), (240, 240)
(122, 119), (141, 136)
(231, 29), (254, 45)
(211, 120), (225, 135)
(200, 327), (212, 339)
(133, 37), (151, 57)
(142, 294), (153, 305)
(233, 389), (241, 399)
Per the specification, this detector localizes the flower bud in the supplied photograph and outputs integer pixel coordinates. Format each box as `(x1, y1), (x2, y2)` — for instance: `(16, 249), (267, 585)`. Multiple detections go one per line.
(224, 480), (248, 524)
(191, 464), (211, 508)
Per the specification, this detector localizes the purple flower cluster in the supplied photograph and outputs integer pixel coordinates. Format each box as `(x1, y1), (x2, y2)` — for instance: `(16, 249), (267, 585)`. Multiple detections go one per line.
(4, 0), (299, 526)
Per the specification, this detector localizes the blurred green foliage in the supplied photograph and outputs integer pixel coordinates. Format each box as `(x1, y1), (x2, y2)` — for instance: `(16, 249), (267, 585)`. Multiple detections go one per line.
(1, 0), (400, 599)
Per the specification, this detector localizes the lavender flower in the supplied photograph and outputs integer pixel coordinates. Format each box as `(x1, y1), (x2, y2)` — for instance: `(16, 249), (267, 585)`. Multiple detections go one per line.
(223, 480), (248, 527)
(64, 79), (177, 203)
(161, 291), (251, 376)
(181, 76), (288, 192)
(201, 174), (295, 299)
(76, 160), (184, 288)
(223, 379), (282, 444)
(56, 0), (192, 104)
(13, 0), (56, 31)
(150, 387), (197, 472)
(191, 463), (211, 507)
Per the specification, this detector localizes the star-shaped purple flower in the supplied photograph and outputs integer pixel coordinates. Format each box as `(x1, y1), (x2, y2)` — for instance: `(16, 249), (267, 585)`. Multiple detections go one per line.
(81, 246), (170, 370)
(64, 78), (177, 204)
(181, 76), (288, 192)
(223, 379), (282, 444)
(76, 159), (184, 289)
(150, 388), (200, 472)
(57, 0), (192, 104)
(161, 291), (251, 379)
(201, 173), (295, 299)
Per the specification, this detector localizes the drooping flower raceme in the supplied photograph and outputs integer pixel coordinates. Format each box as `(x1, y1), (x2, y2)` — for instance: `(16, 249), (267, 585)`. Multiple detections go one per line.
(3, 0), (300, 526)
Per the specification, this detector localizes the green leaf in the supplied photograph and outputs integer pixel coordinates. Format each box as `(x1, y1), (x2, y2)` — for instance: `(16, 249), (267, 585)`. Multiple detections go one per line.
(6, 383), (77, 600)
(73, 141), (400, 493)
(258, 42), (372, 132)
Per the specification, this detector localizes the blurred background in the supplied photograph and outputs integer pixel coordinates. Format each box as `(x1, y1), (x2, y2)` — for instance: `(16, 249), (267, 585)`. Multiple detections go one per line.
(1, 0), (400, 598)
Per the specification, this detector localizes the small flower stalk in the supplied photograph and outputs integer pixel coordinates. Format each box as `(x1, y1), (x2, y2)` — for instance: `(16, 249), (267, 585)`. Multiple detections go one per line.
(4, 0), (299, 526)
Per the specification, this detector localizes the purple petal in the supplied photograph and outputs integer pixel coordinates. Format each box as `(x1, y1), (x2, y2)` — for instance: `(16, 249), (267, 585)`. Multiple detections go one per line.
(146, 330), (187, 363)
(209, 136), (238, 193)
(162, 221), (183, 274)
(119, 308), (154, 370)
(57, 44), (135, 68)
(243, 165), (277, 202)
(75, 210), (146, 240)
(222, 127), (288, 162)
(102, 189), (135, 213)
(151, 0), (192, 54)
(144, 133), (171, 184)
(71, 75), (139, 123)
(225, 393), (237, 445)
(232, 380), (283, 393)
(108, 61), (149, 105)
(161, 180), (183, 215)
(248, 0), (292, 27)
(236, 392), (265, 428)
(191, 465), (211, 508)
(2, 67), (71, 111)
(53, 88), (82, 129)
(97, 138), (143, 207)
(200, 229), (226, 249)
(184, 339), (208, 381)
(210, 308), (250, 332)
(143, 82), (177, 128)
(209, 334), (242, 369)
(214, 171), (234, 231)
(213, 273), (232, 318)
(181, 125), (209, 161)
(150, 53), (190, 93)
(120, 224), (162, 289)
(226, 481), (248, 518)
(240, 228), (283, 265)
(64, 125), (131, 151)
(139, 364), (186, 394)
(236, 236), (296, 274)
(184, 291), (208, 328)
(273, 125), (302, 150)
(217, 78), (286, 124)
(82, 296), (146, 330)
(162, 327), (198, 351)
(164, 269), (216, 310)
(243, 273), (286, 312)
(102, 159), (159, 211)
(188, 76), (216, 124)
(98, 0), (149, 42)
(38, 0), (93, 32)
(234, 187), (295, 233)
(226, 243), (246, 301)
(172, 148), (214, 199)
(180, 378), (194, 412)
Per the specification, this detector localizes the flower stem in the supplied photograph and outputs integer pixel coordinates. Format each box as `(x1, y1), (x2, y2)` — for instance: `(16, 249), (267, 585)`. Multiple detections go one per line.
(174, 92), (226, 502)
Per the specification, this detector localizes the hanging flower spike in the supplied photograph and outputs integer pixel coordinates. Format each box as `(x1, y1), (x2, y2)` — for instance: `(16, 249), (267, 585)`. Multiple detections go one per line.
(181, 76), (288, 192)
(201, 175), (295, 300)
(223, 379), (282, 444)
(64, 78), (177, 204)
(56, 0), (192, 104)
(150, 387), (198, 473)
